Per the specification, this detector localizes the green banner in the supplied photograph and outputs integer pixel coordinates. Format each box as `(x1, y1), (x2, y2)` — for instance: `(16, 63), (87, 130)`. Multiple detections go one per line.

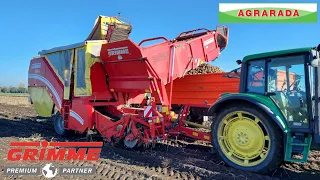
(219, 3), (318, 23)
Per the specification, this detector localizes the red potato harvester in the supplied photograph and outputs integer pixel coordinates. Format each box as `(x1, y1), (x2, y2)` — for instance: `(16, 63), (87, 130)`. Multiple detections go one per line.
(28, 15), (235, 149)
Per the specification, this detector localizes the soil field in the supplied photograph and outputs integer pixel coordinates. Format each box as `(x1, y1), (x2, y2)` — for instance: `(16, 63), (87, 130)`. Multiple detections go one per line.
(0, 96), (319, 180)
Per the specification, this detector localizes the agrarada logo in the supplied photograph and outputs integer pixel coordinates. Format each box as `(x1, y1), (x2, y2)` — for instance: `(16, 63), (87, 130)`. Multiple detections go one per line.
(219, 3), (318, 23)
(7, 141), (102, 161)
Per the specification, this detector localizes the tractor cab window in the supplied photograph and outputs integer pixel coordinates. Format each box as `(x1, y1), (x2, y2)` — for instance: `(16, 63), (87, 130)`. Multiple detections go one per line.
(247, 60), (265, 94)
(267, 55), (309, 128)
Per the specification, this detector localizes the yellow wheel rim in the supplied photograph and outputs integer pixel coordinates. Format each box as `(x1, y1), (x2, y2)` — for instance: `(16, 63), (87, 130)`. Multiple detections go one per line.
(218, 111), (270, 166)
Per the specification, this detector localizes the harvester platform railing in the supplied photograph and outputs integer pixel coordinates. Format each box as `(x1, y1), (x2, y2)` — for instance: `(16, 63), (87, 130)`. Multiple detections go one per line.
(175, 28), (211, 41)
(138, 37), (169, 46)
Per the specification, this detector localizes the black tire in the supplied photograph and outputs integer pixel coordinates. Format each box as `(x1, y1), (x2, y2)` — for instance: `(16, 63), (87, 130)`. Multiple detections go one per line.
(53, 111), (71, 136)
(211, 104), (283, 174)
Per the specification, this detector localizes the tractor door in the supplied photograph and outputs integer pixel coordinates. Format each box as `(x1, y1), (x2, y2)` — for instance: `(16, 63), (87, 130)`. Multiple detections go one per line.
(266, 54), (312, 131)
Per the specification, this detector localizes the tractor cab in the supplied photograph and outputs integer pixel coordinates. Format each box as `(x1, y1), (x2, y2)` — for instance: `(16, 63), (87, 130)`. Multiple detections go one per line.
(240, 47), (320, 135)
(223, 53), (316, 130)
(222, 48), (319, 133)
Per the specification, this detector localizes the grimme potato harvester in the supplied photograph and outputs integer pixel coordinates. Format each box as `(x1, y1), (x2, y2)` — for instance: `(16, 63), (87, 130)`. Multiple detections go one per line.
(28, 15), (320, 174)
(28, 15), (230, 148)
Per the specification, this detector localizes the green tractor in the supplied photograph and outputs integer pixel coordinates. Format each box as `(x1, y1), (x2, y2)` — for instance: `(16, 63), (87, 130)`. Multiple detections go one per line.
(209, 45), (320, 174)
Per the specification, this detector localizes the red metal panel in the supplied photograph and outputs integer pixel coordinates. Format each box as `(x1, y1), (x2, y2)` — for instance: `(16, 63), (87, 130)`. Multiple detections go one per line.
(140, 41), (171, 84)
(127, 93), (145, 104)
(100, 40), (152, 92)
(100, 39), (143, 61)
(28, 57), (64, 109)
(189, 38), (206, 66)
(172, 41), (191, 81)
(94, 110), (125, 140)
(203, 34), (218, 54)
(68, 99), (93, 132)
(90, 62), (114, 100)
(203, 34), (220, 62)
(178, 126), (211, 142)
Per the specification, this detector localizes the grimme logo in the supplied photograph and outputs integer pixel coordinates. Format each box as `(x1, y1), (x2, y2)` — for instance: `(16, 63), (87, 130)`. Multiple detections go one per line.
(107, 46), (129, 56)
(31, 62), (41, 69)
(7, 141), (102, 161)
(219, 3), (318, 23)
(4, 141), (101, 178)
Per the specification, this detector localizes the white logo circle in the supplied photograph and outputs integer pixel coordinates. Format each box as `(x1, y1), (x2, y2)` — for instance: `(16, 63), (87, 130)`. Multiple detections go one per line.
(42, 163), (58, 178)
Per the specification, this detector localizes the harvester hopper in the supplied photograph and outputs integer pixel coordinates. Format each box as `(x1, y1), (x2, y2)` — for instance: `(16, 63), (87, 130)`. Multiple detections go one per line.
(100, 28), (229, 106)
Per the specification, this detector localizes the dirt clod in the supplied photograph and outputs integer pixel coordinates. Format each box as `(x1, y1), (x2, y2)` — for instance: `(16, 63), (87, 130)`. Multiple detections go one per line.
(186, 63), (224, 75)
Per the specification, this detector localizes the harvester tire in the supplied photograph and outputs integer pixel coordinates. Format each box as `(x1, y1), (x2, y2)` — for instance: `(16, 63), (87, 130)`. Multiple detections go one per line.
(211, 104), (283, 174)
(53, 111), (70, 136)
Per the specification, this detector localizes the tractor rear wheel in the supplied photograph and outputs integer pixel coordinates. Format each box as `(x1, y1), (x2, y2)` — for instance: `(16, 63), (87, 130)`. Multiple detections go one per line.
(211, 104), (283, 174)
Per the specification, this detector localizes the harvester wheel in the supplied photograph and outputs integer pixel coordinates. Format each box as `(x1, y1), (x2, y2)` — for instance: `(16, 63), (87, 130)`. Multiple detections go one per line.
(124, 138), (138, 148)
(53, 111), (70, 136)
(211, 105), (283, 174)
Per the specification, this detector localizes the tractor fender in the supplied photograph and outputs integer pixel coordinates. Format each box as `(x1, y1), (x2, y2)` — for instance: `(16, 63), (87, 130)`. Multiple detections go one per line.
(208, 95), (289, 132)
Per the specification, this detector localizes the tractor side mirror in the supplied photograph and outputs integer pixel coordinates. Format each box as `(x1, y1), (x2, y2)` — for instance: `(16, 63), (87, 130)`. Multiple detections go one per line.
(236, 60), (242, 65)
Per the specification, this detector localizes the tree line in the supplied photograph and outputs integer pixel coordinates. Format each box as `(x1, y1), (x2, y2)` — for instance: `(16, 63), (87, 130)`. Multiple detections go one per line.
(0, 83), (28, 93)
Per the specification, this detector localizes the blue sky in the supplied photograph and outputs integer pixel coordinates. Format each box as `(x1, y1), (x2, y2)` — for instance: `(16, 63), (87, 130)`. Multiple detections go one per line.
(0, 0), (319, 87)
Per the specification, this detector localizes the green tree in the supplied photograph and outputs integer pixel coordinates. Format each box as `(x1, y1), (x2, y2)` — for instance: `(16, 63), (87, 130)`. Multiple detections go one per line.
(1, 87), (9, 93)
(17, 82), (27, 93)
(9, 86), (18, 93)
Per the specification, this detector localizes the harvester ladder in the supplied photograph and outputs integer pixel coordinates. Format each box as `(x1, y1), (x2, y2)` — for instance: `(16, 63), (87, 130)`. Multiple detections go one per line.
(284, 132), (312, 163)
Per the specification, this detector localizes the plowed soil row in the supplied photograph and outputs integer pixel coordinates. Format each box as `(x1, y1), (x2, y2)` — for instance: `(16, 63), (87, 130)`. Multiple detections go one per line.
(0, 97), (319, 180)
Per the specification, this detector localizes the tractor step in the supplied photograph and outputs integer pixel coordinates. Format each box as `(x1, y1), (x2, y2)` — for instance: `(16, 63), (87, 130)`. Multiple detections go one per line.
(284, 132), (312, 163)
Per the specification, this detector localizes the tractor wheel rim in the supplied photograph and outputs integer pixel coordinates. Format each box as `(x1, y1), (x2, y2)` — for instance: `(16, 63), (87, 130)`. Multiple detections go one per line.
(217, 111), (270, 166)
